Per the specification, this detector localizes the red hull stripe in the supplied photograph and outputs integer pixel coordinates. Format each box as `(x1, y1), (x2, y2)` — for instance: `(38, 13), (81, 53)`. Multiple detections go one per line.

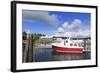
(56, 50), (82, 53)
(52, 45), (83, 53)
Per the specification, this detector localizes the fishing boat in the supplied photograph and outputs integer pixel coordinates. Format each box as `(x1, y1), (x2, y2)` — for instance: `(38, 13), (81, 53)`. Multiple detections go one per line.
(52, 37), (84, 54)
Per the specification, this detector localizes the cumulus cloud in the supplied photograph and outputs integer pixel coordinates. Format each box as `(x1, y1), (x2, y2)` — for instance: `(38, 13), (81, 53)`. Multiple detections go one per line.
(70, 19), (82, 31)
(57, 27), (65, 33)
(61, 19), (83, 32)
(22, 10), (60, 25)
(56, 19), (90, 38)
(62, 22), (69, 30)
(65, 30), (90, 38)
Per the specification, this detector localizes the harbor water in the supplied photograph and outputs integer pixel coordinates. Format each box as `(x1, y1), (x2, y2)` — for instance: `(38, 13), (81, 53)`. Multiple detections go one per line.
(34, 48), (91, 62)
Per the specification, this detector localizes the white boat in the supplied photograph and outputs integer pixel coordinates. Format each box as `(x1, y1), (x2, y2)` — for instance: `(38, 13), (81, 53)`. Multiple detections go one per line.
(52, 37), (84, 54)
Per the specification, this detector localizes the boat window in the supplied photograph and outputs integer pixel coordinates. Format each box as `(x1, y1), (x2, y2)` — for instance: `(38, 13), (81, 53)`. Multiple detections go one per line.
(70, 43), (73, 46)
(66, 40), (68, 43)
(78, 44), (81, 47)
(74, 44), (77, 46)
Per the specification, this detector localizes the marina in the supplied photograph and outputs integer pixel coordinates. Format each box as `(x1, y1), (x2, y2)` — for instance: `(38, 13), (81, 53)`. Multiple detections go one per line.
(22, 32), (91, 63)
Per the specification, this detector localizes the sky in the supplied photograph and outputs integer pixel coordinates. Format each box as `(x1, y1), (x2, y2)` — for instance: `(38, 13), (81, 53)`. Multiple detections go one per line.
(22, 10), (91, 38)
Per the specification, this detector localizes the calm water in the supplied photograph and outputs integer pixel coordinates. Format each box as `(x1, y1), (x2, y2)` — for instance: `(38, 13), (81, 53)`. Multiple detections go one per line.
(34, 48), (91, 62)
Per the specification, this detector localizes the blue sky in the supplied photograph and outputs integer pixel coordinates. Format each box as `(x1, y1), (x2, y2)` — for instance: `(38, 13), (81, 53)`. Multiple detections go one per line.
(22, 10), (91, 36)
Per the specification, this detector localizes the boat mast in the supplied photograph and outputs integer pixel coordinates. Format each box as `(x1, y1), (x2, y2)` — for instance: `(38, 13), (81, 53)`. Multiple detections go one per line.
(68, 25), (72, 42)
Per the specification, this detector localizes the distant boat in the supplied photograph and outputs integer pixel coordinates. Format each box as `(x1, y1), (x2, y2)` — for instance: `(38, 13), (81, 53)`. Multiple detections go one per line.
(52, 37), (84, 54)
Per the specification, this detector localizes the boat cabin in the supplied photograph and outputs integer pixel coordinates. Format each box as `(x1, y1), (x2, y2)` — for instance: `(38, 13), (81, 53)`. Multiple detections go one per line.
(52, 36), (84, 48)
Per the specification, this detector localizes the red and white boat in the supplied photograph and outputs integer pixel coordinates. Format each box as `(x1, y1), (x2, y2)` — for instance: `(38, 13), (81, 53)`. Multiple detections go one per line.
(52, 37), (84, 54)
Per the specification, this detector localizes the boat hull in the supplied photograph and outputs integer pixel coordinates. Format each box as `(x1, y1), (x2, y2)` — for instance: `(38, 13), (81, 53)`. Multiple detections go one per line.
(52, 45), (83, 54)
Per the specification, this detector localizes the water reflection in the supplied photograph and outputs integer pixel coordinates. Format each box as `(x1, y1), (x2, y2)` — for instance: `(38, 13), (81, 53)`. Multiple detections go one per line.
(34, 48), (91, 62)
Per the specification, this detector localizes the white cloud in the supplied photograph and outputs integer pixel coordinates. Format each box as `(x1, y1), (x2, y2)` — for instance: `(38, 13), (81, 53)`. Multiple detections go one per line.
(56, 19), (90, 38)
(57, 27), (65, 33)
(62, 22), (69, 30)
(22, 10), (60, 25)
(65, 30), (90, 38)
(70, 19), (83, 31)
